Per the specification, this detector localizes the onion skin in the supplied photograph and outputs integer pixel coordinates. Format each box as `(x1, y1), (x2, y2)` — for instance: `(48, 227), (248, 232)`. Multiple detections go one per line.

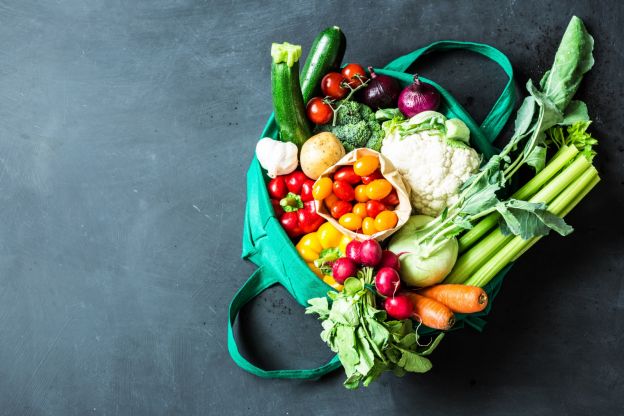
(398, 74), (441, 118)
(360, 67), (401, 110)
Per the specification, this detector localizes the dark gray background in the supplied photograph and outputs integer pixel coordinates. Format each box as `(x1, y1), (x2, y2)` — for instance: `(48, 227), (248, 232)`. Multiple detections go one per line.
(0, 0), (622, 415)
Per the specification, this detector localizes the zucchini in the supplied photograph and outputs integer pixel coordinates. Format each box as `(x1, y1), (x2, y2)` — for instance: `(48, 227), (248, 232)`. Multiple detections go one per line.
(300, 26), (347, 102)
(271, 42), (312, 148)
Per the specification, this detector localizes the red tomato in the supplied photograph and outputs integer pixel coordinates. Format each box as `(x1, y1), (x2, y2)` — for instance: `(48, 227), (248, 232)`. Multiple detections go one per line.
(333, 166), (361, 185)
(285, 171), (307, 193)
(306, 97), (333, 125)
(333, 180), (355, 201)
(380, 190), (400, 206)
(268, 176), (287, 199)
(300, 179), (315, 202)
(331, 200), (352, 219)
(321, 72), (347, 99)
(361, 169), (384, 184)
(341, 63), (368, 87)
(366, 200), (386, 218)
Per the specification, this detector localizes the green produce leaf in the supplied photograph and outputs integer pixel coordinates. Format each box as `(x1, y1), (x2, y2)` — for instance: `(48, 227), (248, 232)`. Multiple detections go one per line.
(541, 16), (595, 111)
(314, 247), (342, 274)
(343, 277), (364, 296)
(398, 350), (433, 373)
(496, 199), (573, 239)
(514, 96), (537, 137)
(329, 298), (359, 326)
(561, 100), (589, 125)
(306, 297), (329, 319)
(375, 108), (403, 121)
(525, 145), (547, 173)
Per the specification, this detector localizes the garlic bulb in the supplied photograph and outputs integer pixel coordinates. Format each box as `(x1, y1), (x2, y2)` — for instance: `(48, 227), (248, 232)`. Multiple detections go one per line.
(255, 137), (298, 178)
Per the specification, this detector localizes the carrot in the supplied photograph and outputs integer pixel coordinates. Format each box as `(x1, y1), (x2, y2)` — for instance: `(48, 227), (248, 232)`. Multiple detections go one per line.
(418, 284), (488, 314)
(405, 293), (455, 331)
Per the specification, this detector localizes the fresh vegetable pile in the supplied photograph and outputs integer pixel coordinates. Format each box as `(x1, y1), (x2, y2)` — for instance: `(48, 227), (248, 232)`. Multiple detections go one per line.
(250, 17), (599, 389)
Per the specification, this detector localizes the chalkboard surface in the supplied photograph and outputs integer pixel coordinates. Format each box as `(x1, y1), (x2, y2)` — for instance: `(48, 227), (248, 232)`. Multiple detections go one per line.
(0, 1), (622, 415)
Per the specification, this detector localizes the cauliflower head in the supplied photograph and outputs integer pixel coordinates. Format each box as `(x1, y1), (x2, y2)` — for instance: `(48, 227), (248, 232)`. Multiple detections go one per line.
(380, 112), (480, 216)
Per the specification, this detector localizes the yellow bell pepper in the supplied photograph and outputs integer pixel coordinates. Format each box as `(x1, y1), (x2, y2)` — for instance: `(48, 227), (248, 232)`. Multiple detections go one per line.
(295, 222), (352, 291)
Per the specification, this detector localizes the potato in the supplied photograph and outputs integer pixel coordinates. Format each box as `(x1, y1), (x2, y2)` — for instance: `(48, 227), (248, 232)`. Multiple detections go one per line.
(300, 132), (345, 179)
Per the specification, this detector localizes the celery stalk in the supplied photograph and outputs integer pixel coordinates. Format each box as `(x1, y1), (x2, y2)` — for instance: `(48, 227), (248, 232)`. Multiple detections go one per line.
(447, 155), (591, 283)
(458, 145), (579, 252)
(510, 173), (600, 261)
(464, 167), (599, 288)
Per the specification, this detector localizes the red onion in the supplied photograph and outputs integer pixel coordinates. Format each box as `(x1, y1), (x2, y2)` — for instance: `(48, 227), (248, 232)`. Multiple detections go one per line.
(359, 67), (401, 110)
(398, 74), (440, 118)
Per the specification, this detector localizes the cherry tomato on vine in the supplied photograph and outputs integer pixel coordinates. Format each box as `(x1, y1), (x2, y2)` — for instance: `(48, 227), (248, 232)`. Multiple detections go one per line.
(333, 166), (361, 185)
(331, 200), (352, 219)
(353, 155), (379, 177)
(306, 97), (333, 125)
(333, 180), (355, 201)
(341, 63), (368, 87)
(321, 72), (348, 99)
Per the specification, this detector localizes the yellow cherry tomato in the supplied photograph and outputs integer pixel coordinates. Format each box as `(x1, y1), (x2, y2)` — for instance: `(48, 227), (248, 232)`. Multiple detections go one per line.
(366, 179), (393, 200)
(339, 213), (362, 231)
(353, 155), (379, 177)
(324, 192), (339, 210)
(354, 184), (369, 203)
(352, 202), (368, 219)
(317, 222), (343, 248)
(362, 217), (377, 235)
(312, 177), (333, 200)
(374, 210), (398, 231)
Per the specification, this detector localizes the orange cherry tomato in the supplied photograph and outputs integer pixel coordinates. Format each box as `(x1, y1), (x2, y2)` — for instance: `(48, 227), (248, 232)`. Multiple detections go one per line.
(352, 202), (368, 219)
(324, 193), (339, 210)
(339, 213), (362, 231)
(354, 184), (369, 203)
(312, 177), (333, 200)
(366, 179), (393, 200)
(374, 210), (398, 231)
(362, 217), (377, 235)
(353, 155), (379, 177)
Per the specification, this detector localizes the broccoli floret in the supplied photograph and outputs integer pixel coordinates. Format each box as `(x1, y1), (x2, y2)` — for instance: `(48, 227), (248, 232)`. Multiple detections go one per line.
(316, 100), (384, 152)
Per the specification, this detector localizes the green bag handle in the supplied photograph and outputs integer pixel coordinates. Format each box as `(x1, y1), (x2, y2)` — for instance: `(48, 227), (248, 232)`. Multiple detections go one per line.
(383, 40), (515, 144)
(228, 266), (342, 379)
(229, 41), (516, 380)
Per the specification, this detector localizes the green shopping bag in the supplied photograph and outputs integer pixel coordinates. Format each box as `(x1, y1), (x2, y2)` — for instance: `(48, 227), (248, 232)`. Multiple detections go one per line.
(228, 40), (516, 379)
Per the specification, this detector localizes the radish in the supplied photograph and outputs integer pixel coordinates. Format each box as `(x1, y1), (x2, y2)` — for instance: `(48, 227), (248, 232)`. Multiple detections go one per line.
(345, 240), (363, 264)
(332, 257), (358, 283)
(359, 239), (382, 267)
(375, 267), (401, 297)
(384, 294), (413, 320)
(378, 250), (400, 271)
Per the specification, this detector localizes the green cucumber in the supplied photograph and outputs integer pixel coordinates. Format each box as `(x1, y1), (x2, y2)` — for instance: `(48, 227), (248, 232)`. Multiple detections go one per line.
(300, 26), (347, 102)
(271, 42), (312, 148)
